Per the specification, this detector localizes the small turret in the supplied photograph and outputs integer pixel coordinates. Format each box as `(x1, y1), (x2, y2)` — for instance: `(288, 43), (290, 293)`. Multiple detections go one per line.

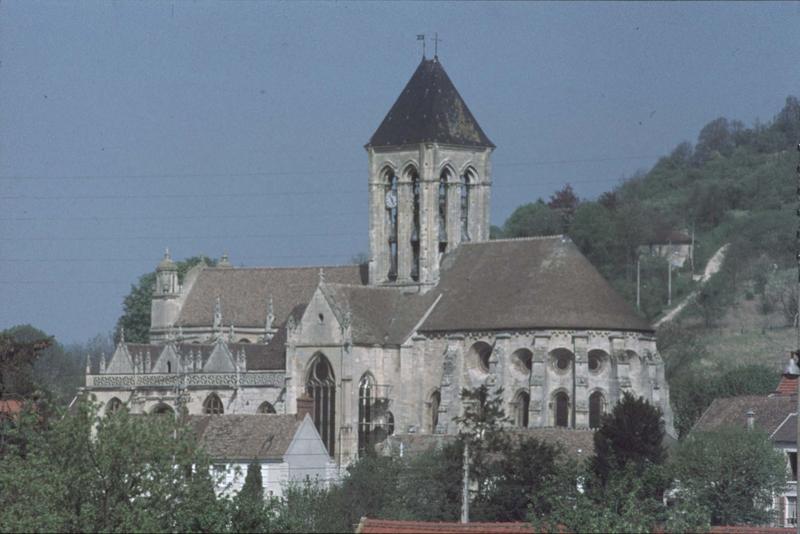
(155, 248), (179, 296)
(151, 248), (182, 342)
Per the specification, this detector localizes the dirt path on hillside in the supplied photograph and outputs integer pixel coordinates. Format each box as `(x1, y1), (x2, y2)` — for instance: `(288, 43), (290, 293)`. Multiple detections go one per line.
(653, 244), (729, 328)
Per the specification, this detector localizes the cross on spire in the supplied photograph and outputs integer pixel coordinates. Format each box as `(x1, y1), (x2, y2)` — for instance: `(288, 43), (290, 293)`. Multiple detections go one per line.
(432, 32), (442, 58)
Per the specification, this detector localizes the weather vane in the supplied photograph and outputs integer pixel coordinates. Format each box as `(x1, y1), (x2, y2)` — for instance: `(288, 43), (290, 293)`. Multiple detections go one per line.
(417, 34), (426, 58)
(417, 33), (442, 59)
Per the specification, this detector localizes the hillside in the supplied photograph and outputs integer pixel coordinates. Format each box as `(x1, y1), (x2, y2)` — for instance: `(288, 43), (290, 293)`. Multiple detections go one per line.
(494, 96), (800, 435)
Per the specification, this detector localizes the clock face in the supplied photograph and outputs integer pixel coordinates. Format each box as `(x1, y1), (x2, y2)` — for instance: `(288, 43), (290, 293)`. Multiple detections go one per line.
(385, 191), (398, 209)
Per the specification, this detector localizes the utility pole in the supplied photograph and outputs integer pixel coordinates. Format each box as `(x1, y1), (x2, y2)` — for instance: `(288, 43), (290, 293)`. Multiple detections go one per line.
(667, 257), (672, 307)
(636, 257), (641, 311)
(461, 441), (469, 523)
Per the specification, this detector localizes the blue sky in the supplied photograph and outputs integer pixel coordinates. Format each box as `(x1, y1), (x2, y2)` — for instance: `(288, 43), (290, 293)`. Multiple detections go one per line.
(1, 1), (798, 343)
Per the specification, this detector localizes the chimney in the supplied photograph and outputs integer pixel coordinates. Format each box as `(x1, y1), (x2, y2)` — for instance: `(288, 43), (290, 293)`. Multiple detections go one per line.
(296, 394), (314, 422)
(746, 410), (755, 430)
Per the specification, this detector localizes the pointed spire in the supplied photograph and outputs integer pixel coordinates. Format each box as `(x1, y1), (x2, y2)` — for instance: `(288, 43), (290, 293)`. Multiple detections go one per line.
(213, 296), (222, 332)
(318, 267), (325, 284)
(228, 324), (235, 342)
(100, 352), (106, 373)
(119, 326), (125, 344)
(85, 353), (91, 375)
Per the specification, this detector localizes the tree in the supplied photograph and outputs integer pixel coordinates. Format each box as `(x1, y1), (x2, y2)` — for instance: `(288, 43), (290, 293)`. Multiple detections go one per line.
(591, 391), (666, 488)
(232, 461), (282, 533)
(500, 200), (562, 238)
(116, 255), (216, 343)
(0, 326), (52, 398)
(672, 427), (786, 526)
(547, 184), (579, 232)
(0, 398), (230, 532)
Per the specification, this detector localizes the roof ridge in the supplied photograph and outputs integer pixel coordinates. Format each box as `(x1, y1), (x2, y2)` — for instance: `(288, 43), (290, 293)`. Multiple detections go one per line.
(461, 235), (566, 245)
(205, 263), (361, 272)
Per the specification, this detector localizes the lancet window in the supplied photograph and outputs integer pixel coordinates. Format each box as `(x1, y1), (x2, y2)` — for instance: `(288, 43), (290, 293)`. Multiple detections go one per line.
(460, 169), (475, 241)
(203, 393), (224, 415)
(514, 391), (530, 428)
(554, 391), (570, 428)
(438, 169), (450, 253)
(307, 354), (336, 456)
(410, 168), (421, 281)
(385, 168), (398, 282)
(357, 373), (375, 456)
(589, 391), (605, 429)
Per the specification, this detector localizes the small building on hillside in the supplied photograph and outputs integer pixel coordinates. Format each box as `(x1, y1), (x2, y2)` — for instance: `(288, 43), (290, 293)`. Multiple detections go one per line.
(693, 375), (797, 528)
(189, 410), (337, 498)
(639, 229), (693, 268)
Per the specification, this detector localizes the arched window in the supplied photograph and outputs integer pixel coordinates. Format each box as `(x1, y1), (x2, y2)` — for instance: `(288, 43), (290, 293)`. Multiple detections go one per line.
(429, 390), (441, 433)
(438, 169), (450, 254)
(511, 348), (533, 378)
(460, 169), (475, 241)
(106, 397), (123, 416)
(152, 403), (174, 415)
(554, 391), (570, 428)
(167, 361), (172, 373)
(385, 168), (399, 282)
(551, 348), (574, 373)
(410, 168), (421, 282)
(257, 401), (276, 414)
(468, 341), (493, 374)
(589, 391), (605, 429)
(203, 393), (224, 415)
(514, 391), (530, 428)
(306, 354), (336, 456)
(358, 373), (375, 456)
(588, 350), (606, 374)
(385, 411), (395, 435)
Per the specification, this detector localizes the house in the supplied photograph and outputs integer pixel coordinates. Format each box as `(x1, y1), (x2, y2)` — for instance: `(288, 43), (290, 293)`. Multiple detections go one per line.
(692, 374), (798, 528)
(639, 228), (693, 268)
(189, 408), (337, 498)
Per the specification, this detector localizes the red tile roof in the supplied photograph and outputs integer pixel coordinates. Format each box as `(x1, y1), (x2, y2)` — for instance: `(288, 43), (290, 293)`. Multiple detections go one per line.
(356, 518), (539, 534)
(0, 398), (24, 417)
(775, 375), (798, 396)
(709, 527), (795, 534)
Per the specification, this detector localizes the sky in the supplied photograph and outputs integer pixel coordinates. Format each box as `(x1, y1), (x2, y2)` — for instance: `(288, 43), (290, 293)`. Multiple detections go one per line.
(1, 1), (799, 344)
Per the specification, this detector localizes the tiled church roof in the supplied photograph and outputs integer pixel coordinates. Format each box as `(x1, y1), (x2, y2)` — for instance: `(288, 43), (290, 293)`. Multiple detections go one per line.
(421, 236), (653, 333)
(321, 283), (440, 346)
(366, 57), (494, 149)
(176, 264), (366, 328)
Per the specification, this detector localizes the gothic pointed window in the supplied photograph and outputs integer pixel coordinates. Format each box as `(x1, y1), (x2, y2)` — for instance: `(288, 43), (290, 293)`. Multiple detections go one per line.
(106, 397), (123, 416)
(460, 169), (475, 242)
(438, 169), (450, 254)
(152, 403), (174, 415)
(358, 373), (375, 456)
(385, 169), (398, 282)
(429, 389), (441, 433)
(589, 391), (605, 429)
(514, 391), (530, 428)
(257, 401), (276, 414)
(306, 354), (336, 456)
(554, 391), (570, 428)
(203, 393), (224, 415)
(410, 168), (421, 281)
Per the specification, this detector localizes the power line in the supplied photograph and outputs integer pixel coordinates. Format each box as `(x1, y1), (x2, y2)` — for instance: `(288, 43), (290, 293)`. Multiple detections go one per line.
(0, 154), (661, 182)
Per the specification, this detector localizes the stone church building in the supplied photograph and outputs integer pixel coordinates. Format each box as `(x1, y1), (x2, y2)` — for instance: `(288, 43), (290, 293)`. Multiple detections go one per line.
(85, 57), (674, 465)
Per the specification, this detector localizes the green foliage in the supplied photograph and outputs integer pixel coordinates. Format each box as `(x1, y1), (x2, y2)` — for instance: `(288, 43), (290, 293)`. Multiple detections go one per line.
(672, 427), (786, 526)
(232, 461), (274, 533)
(591, 391), (666, 487)
(116, 255), (216, 343)
(0, 399), (230, 533)
(498, 200), (562, 238)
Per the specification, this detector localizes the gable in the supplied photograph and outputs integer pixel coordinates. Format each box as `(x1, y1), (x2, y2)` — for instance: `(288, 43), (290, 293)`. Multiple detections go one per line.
(105, 344), (134, 374)
(298, 287), (344, 346)
(151, 344), (182, 374)
(285, 414), (330, 461)
(202, 340), (236, 372)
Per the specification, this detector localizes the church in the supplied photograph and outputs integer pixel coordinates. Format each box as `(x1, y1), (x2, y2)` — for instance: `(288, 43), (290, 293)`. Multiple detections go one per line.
(84, 56), (674, 465)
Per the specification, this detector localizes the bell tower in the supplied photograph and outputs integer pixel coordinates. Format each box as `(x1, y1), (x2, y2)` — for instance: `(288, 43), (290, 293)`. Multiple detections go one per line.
(365, 56), (495, 288)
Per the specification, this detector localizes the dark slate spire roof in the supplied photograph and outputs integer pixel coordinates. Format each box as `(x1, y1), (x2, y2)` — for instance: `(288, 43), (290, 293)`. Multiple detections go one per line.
(367, 57), (494, 149)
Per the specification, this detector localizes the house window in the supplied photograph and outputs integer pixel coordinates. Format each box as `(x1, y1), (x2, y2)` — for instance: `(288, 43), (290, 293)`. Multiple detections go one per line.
(589, 391), (605, 429)
(514, 391), (530, 428)
(358, 374), (375, 456)
(203, 393), (224, 415)
(167, 361), (172, 374)
(787, 497), (797, 526)
(307, 354), (336, 456)
(554, 391), (570, 428)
